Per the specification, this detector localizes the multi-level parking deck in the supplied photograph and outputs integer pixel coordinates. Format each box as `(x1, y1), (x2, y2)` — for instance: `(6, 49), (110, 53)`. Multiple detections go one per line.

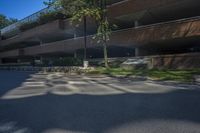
(0, 0), (199, 64)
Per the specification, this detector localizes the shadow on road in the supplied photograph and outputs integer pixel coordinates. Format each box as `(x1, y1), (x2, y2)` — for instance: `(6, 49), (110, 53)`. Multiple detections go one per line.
(0, 71), (200, 133)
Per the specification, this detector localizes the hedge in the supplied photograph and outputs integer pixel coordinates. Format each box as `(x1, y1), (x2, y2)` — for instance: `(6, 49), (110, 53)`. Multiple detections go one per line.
(19, 11), (68, 32)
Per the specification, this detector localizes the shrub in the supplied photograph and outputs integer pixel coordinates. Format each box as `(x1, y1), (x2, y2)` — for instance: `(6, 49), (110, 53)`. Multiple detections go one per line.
(53, 57), (82, 66)
(19, 11), (68, 31)
(39, 11), (68, 24)
(19, 22), (39, 31)
(42, 57), (83, 67)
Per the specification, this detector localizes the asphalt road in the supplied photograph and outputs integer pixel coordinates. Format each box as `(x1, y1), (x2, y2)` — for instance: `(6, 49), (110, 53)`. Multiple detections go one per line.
(0, 71), (200, 133)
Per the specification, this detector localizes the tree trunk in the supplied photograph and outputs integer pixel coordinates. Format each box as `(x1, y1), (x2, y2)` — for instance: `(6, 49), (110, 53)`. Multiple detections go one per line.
(103, 41), (109, 68)
(101, 0), (109, 68)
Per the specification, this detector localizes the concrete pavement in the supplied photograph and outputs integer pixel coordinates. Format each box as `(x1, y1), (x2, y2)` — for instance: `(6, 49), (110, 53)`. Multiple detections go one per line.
(0, 71), (200, 133)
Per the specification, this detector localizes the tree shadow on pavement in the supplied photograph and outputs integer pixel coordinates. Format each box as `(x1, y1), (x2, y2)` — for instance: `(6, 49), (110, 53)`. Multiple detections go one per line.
(0, 71), (200, 133)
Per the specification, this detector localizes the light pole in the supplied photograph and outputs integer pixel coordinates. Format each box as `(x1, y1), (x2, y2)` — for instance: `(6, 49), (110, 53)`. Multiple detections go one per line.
(84, 16), (87, 60)
(83, 16), (89, 68)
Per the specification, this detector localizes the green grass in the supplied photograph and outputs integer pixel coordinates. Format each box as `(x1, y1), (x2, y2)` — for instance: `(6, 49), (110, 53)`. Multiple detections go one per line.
(86, 67), (200, 83)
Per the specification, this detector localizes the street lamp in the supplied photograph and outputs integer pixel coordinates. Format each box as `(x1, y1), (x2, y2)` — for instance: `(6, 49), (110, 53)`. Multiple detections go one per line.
(84, 16), (87, 61)
(83, 16), (89, 68)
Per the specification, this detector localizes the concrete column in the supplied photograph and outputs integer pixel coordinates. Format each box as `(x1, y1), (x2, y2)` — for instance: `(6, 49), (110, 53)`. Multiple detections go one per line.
(0, 59), (2, 64)
(74, 33), (77, 38)
(40, 40), (43, 45)
(74, 51), (77, 58)
(135, 48), (148, 56)
(134, 21), (139, 27)
(30, 58), (34, 66)
(135, 48), (139, 56)
(40, 57), (44, 64)
(17, 59), (21, 63)
(0, 33), (2, 41)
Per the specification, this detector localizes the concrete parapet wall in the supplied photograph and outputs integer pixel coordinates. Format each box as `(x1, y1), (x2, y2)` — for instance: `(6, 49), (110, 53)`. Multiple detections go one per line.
(0, 20), (63, 47)
(1, 16), (199, 58)
(0, 53), (199, 69)
(151, 53), (200, 69)
(88, 52), (200, 69)
(108, 0), (176, 18)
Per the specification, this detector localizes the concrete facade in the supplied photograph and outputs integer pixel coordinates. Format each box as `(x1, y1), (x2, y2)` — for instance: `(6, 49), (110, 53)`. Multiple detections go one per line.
(152, 53), (200, 69)
(0, 0), (200, 66)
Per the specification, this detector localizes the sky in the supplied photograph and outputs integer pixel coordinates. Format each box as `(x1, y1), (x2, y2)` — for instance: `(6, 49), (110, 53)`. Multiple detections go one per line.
(0, 0), (47, 20)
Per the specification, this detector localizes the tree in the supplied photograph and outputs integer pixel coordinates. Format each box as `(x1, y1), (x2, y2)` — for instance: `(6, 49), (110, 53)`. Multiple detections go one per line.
(0, 14), (18, 29)
(44, 0), (112, 68)
(96, 0), (110, 68)
(0, 14), (8, 29)
(8, 18), (18, 24)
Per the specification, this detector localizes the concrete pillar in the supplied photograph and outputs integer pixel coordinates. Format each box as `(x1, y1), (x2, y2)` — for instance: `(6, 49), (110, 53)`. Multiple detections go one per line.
(0, 33), (2, 41)
(135, 48), (139, 56)
(134, 21), (139, 27)
(135, 48), (148, 56)
(40, 40), (43, 45)
(40, 57), (44, 64)
(74, 33), (77, 38)
(17, 59), (21, 63)
(74, 51), (77, 58)
(0, 59), (2, 64)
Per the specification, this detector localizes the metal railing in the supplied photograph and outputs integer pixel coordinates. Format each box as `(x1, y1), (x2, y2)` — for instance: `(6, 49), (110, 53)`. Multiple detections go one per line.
(0, 0), (124, 38)
(0, 6), (55, 38)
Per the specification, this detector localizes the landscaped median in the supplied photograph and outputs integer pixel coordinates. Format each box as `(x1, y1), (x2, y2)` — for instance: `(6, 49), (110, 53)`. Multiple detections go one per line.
(0, 65), (200, 84)
(85, 67), (200, 83)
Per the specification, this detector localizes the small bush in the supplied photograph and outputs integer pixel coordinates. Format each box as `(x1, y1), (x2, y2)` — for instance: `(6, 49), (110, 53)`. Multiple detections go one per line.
(19, 11), (68, 31)
(19, 22), (39, 31)
(39, 11), (68, 25)
(53, 57), (82, 66)
(42, 57), (83, 67)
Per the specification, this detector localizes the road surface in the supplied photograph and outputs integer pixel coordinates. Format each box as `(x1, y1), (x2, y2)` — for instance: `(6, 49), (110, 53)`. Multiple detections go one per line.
(0, 71), (200, 133)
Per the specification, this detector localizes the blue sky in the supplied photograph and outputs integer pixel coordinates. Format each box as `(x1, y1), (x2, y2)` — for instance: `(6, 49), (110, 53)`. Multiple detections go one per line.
(0, 0), (46, 20)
